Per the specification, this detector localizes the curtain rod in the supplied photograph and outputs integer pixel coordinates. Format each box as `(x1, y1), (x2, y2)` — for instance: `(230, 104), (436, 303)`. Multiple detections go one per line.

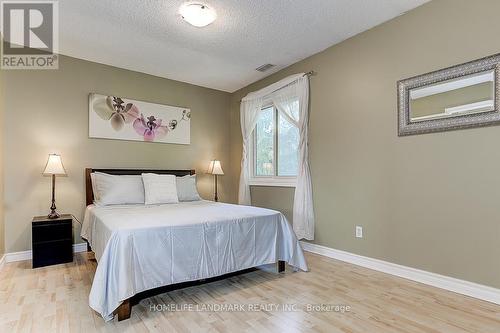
(239, 70), (315, 103)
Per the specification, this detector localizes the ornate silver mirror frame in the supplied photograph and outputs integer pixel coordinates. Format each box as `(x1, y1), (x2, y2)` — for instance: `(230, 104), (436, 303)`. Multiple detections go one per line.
(398, 53), (500, 136)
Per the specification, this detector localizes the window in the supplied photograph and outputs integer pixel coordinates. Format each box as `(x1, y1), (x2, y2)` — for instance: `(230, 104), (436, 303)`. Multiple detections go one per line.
(250, 105), (299, 186)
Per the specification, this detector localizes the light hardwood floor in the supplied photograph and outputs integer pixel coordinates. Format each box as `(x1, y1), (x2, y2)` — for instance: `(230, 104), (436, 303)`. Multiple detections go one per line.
(0, 252), (499, 333)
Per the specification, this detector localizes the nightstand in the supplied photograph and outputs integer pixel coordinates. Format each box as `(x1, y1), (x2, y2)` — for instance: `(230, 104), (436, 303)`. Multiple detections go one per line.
(32, 214), (73, 268)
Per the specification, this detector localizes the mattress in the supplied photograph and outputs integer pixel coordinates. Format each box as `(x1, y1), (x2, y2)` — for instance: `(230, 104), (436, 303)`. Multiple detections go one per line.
(81, 200), (308, 320)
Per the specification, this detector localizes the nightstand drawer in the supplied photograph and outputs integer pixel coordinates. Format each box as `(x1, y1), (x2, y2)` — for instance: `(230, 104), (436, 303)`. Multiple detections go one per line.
(32, 240), (73, 268)
(32, 221), (72, 243)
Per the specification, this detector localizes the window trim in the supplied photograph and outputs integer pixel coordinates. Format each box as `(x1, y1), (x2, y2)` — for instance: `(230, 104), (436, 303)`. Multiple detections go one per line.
(248, 105), (297, 188)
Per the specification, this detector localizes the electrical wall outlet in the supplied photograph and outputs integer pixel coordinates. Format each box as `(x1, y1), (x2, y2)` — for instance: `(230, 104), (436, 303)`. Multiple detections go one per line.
(355, 226), (363, 238)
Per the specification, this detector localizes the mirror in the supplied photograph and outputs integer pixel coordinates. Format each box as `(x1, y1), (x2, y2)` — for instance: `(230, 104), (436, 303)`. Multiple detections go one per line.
(409, 70), (494, 122)
(398, 54), (500, 136)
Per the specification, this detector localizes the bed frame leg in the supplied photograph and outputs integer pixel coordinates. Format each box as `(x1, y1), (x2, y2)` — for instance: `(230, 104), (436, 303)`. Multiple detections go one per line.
(277, 260), (285, 273)
(117, 299), (131, 321)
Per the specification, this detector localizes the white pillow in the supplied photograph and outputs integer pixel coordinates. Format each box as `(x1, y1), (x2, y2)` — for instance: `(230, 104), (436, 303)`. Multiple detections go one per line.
(176, 175), (201, 201)
(91, 172), (145, 206)
(142, 173), (179, 205)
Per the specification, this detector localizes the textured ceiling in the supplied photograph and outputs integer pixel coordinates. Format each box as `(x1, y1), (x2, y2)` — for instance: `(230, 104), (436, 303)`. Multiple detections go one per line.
(60, 0), (429, 92)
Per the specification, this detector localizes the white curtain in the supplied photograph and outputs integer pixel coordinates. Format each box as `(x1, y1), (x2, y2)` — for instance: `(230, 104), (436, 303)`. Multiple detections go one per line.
(238, 73), (315, 240)
(238, 97), (263, 205)
(271, 76), (314, 240)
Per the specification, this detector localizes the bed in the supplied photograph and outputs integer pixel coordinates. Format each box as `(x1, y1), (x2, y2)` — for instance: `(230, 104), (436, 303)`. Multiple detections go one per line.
(81, 168), (308, 321)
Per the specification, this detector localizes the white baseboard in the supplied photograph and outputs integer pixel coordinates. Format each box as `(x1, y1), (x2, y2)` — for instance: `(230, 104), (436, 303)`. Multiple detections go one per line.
(4, 243), (88, 263)
(0, 254), (5, 270)
(300, 241), (500, 305)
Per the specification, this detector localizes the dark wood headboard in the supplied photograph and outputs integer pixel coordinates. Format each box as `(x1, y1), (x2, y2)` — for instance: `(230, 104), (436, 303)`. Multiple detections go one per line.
(85, 168), (195, 206)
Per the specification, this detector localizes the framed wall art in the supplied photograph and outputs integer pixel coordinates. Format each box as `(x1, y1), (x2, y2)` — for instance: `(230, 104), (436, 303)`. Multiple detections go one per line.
(89, 93), (191, 144)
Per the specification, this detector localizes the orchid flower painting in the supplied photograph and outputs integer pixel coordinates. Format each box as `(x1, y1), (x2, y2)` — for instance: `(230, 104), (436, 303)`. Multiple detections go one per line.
(93, 96), (140, 131)
(89, 93), (191, 144)
(133, 115), (169, 142)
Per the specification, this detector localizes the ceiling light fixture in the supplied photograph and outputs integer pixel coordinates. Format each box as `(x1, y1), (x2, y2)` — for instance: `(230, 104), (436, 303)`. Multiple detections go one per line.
(180, 3), (216, 27)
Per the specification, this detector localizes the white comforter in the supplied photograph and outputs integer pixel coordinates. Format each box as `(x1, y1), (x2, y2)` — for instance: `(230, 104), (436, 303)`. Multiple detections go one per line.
(81, 201), (308, 321)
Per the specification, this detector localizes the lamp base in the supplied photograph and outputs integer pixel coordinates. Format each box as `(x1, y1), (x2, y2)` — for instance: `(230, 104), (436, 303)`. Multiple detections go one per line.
(48, 174), (60, 219)
(47, 210), (60, 219)
(214, 174), (219, 202)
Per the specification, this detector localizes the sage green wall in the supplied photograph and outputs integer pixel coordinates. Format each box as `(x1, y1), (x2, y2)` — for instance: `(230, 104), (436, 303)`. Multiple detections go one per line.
(3, 55), (231, 253)
(250, 186), (294, 223)
(229, 0), (500, 288)
(0, 66), (4, 257)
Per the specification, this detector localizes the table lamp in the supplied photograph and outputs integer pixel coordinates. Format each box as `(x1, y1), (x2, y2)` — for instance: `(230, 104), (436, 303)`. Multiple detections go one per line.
(43, 154), (67, 219)
(207, 160), (224, 202)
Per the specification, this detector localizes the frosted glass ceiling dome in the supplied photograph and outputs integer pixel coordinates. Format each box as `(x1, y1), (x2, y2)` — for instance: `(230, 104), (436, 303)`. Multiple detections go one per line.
(180, 3), (217, 27)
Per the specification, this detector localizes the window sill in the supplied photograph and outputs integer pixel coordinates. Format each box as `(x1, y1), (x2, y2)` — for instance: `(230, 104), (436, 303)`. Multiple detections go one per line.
(249, 179), (296, 188)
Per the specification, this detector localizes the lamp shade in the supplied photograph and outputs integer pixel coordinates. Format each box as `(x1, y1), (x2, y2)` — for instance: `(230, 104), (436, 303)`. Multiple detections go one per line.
(43, 154), (66, 175)
(207, 160), (224, 175)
